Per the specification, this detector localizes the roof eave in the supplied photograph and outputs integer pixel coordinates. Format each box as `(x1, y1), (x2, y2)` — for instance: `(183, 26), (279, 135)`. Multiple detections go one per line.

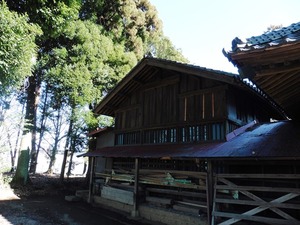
(93, 59), (149, 116)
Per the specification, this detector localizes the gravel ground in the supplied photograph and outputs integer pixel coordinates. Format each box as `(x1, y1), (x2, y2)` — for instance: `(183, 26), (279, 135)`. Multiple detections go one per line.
(0, 174), (152, 225)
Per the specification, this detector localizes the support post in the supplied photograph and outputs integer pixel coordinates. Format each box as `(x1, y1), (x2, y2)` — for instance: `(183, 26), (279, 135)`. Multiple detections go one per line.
(88, 156), (95, 203)
(132, 157), (140, 217)
(206, 160), (214, 225)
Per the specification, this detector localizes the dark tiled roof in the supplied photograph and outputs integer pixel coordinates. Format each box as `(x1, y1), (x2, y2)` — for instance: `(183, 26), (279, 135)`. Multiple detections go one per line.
(230, 22), (300, 52)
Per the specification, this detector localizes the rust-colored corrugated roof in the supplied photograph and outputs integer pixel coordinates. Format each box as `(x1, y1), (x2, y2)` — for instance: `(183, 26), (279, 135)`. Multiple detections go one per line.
(208, 121), (300, 159)
(81, 121), (300, 160)
(81, 142), (221, 158)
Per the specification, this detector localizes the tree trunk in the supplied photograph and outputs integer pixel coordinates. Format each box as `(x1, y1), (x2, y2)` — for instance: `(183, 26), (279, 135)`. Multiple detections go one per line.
(46, 133), (59, 174)
(60, 110), (74, 182)
(85, 157), (92, 186)
(26, 74), (41, 174)
(46, 107), (61, 174)
(36, 85), (49, 172)
(60, 148), (69, 182)
(47, 151), (55, 174)
(10, 101), (26, 172)
(11, 132), (31, 186)
(66, 143), (75, 178)
(7, 129), (15, 171)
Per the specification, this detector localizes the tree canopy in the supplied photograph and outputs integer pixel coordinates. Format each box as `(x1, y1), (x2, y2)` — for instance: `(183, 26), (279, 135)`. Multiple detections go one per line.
(0, 2), (41, 97)
(2, 0), (188, 178)
(79, 0), (187, 61)
(42, 19), (137, 109)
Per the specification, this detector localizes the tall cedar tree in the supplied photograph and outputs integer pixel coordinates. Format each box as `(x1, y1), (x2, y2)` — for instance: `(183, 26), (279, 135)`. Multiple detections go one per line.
(5, 0), (187, 178)
(0, 1), (41, 185)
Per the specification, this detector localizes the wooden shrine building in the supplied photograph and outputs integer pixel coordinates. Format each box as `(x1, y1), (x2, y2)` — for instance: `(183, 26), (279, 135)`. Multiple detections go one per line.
(224, 22), (300, 120)
(81, 56), (300, 225)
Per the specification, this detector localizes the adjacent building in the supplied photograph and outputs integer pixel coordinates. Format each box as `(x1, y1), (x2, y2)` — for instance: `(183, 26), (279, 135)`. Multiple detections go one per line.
(80, 53), (300, 225)
(224, 21), (300, 120)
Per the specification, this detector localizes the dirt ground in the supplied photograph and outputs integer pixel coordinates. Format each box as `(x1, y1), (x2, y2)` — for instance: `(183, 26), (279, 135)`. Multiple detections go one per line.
(0, 174), (152, 225)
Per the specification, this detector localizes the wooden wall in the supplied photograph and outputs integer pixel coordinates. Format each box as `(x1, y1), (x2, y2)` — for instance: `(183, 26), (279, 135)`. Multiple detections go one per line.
(115, 71), (229, 131)
(227, 87), (272, 126)
(113, 70), (274, 145)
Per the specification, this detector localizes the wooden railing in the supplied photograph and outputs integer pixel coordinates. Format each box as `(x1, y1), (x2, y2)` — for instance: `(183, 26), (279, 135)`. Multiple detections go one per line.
(212, 173), (300, 225)
(115, 122), (226, 145)
(94, 168), (209, 217)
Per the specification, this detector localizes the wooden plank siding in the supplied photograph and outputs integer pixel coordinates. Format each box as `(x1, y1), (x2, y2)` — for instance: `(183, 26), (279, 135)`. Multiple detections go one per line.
(227, 87), (276, 126)
(114, 73), (233, 146)
(143, 82), (178, 126)
(178, 86), (226, 122)
(114, 73), (228, 131)
(113, 70), (272, 146)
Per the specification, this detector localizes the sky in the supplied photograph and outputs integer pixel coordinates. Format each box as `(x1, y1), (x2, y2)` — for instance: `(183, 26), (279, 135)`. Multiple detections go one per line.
(150, 0), (300, 73)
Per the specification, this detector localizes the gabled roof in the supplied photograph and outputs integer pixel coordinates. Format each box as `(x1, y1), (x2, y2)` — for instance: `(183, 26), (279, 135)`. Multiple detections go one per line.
(82, 121), (300, 159)
(94, 57), (286, 118)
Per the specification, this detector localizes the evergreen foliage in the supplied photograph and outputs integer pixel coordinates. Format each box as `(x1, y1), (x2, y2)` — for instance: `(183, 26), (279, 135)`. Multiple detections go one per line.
(2, 0), (188, 178)
(0, 2), (41, 96)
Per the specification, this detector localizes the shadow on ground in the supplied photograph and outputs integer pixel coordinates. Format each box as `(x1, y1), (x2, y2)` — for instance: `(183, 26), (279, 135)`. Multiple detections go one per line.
(0, 174), (151, 225)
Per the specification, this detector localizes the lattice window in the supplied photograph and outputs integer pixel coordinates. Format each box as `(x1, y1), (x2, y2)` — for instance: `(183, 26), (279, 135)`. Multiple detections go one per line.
(143, 128), (177, 144)
(115, 131), (141, 145)
(180, 123), (225, 143)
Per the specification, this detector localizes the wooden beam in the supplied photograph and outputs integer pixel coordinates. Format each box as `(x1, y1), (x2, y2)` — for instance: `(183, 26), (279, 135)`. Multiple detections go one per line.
(206, 160), (214, 225)
(115, 104), (140, 113)
(214, 211), (300, 225)
(132, 78), (143, 85)
(256, 72), (292, 91)
(132, 158), (140, 217)
(274, 83), (300, 104)
(266, 72), (300, 94)
(256, 64), (300, 77)
(179, 85), (226, 98)
(139, 169), (207, 178)
(215, 177), (300, 225)
(217, 173), (300, 179)
(216, 193), (300, 224)
(215, 184), (300, 194)
(256, 72), (282, 87)
(142, 76), (179, 91)
(215, 198), (300, 210)
(230, 42), (300, 65)
(146, 196), (172, 205)
(88, 157), (95, 203)
(146, 187), (207, 198)
(174, 200), (207, 209)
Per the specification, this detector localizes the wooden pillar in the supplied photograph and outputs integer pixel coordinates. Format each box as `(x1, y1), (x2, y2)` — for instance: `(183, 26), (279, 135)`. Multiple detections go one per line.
(206, 160), (214, 225)
(132, 157), (140, 217)
(88, 156), (95, 203)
